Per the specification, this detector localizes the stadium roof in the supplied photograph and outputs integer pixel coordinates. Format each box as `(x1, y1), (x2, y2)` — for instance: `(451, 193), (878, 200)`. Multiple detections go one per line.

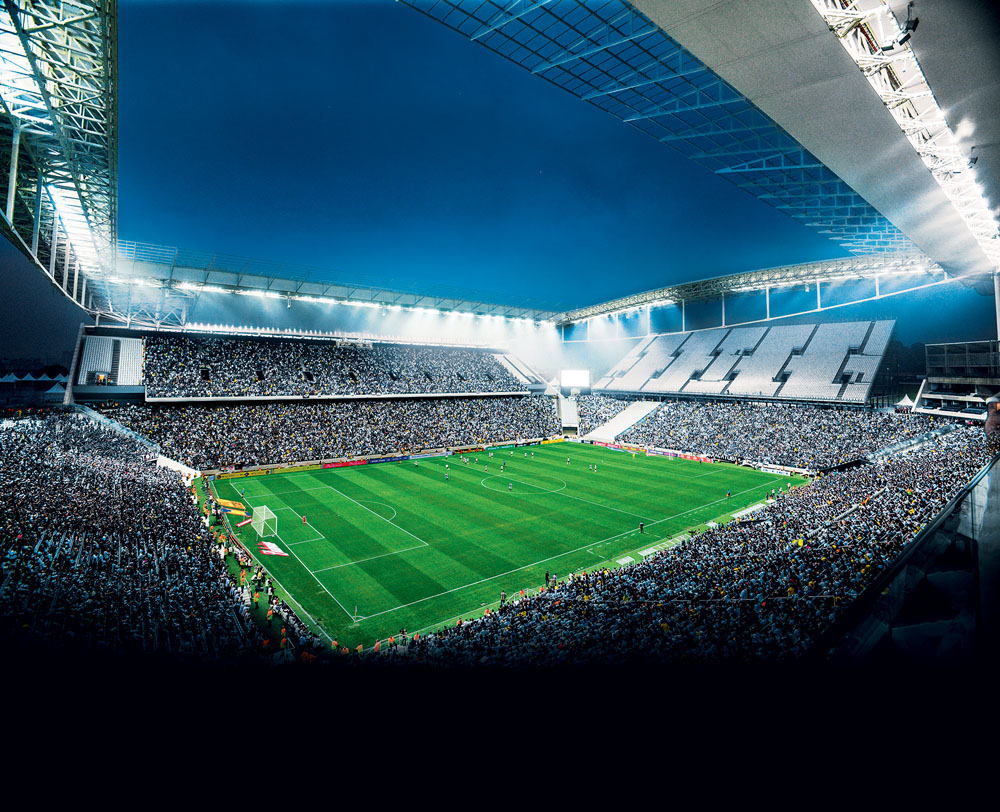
(1, 0), (997, 331)
(555, 249), (950, 323)
(402, 0), (998, 273)
(0, 1), (117, 287)
(102, 239), (563, 328)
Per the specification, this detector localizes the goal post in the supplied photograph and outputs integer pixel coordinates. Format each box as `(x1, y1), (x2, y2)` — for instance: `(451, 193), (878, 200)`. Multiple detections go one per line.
(251, 505), (278, 538)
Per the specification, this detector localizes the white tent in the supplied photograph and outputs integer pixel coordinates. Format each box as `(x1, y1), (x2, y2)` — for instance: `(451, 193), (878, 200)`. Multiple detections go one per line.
(896, 394), (915, 408)
(42, 384), (66, 403)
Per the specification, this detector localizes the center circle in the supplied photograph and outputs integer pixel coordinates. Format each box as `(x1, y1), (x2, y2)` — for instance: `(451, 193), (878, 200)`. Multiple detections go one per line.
(480, 474), (567, 495)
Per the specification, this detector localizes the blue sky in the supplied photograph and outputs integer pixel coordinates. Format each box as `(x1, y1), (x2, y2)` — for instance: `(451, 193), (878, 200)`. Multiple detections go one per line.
(117, 0), (852, 310)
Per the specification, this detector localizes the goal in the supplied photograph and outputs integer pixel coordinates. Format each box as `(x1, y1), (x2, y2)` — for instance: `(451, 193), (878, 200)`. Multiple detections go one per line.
(251, 505), (278, 538)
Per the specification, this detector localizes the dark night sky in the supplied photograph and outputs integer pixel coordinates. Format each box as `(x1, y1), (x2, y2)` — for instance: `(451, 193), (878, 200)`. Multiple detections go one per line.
(116, 0), (853, 310)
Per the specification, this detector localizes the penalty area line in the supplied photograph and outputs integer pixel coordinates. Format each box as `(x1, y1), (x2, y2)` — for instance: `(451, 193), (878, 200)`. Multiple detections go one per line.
(358, 476), (787, 621)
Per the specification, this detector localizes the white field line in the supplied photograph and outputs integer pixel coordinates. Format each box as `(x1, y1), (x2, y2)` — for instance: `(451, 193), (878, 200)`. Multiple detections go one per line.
(355, 476), (785, 621)
(459, 459), (653, 521)
(311, 542), (429, 573)
(307, 480), (430, 549)
(242, 495), (326, 542)
(218, 482), (334, 641)
(237, 492), (355, 621)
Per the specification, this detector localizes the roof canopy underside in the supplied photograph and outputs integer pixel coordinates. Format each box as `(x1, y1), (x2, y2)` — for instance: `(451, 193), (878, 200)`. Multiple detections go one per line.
(631, 0), (996, 276)
(402, 0), (996, 275)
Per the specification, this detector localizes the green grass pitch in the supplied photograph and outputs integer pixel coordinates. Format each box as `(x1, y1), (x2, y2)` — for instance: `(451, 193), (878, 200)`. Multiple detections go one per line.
(212, 442), (805, 649)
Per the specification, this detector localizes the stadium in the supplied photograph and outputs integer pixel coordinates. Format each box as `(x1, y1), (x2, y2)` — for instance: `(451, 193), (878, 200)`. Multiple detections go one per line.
(2, 0), (999, 674)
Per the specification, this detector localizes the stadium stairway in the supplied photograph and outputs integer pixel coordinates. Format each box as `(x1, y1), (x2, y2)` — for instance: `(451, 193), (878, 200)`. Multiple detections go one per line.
(583, 401), (661, 444)
(558, 395), (579, 430)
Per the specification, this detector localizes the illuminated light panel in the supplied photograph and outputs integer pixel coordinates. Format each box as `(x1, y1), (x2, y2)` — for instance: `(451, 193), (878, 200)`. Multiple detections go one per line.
(809, 0), (1000, 266)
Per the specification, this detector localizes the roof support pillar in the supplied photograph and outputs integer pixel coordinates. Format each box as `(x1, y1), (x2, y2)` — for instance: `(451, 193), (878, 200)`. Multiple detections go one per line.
(49, 218), (58, 279)
(72, 260), (79, 300)
(64, 241), (72, 292)
(994, 272), (999, 342)
(817, 281), (821, 311)
(721, 292), (726, 327)
(765, 286), (770, 320)
(80, 277), (87, 308)
(5, 120), (21, 223)
(30, 171), (42, 256)
(681, 299), (686, 332)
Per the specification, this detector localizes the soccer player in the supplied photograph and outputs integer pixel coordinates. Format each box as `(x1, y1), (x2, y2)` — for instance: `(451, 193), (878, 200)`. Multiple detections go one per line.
(303, 515), (307, 526)
(639, 521), (644, 534)
(567, 457), (570, 464)
(726, 489), (731, 498)
(445, 473), (449, 481)
(508, 482), (512, 492)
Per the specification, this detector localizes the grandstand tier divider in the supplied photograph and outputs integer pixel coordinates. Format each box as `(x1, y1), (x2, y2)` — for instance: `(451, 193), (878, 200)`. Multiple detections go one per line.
(143, 390), (533, 403)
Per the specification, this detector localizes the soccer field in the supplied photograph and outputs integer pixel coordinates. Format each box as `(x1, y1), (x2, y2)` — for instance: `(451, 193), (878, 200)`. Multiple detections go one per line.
(212, 442), (805, 649)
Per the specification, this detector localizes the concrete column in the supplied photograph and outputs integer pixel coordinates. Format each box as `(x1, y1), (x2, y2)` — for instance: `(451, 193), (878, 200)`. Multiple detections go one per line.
(721, 292), (726, 327)
(5, 121), (21, 223)
(31, 174), (42, 256)
(72, 260), (79, 299)
(49, 218), (58, 278)
(994, 271), (999, 341)
(80, 277), (87, 307)
(765, 286), (770, 320)
(681, 299), (686, 332)
(816, 281), (821, 311)
(64, 241), (72, 291)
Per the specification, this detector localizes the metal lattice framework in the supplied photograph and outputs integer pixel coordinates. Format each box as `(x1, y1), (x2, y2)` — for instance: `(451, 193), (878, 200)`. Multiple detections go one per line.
(808, 0), (1000, 267)
(0, 0), (117, 304)
(400, 0), (915, 254)
(556, 250), (951, 323)
(97, 240), (563, 330)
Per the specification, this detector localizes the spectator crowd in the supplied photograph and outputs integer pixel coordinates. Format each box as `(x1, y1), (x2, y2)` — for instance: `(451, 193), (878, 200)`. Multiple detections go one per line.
(144, 334), (531, 398)
(575, 394), (632, 436)
(619, 401), (935, 469)
(406, 426), (996, 666)
(101, 396), (560, 470)
(0, 412), (260, 658)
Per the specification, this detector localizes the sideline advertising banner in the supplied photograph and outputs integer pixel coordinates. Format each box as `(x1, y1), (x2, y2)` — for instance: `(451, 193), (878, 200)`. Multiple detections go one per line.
(323, 459), (368, 469)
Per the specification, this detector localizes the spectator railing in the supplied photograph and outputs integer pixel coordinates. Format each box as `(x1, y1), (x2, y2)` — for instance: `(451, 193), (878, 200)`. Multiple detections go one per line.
(74, 404), (161, 457)
(809, 449), (1000, 662)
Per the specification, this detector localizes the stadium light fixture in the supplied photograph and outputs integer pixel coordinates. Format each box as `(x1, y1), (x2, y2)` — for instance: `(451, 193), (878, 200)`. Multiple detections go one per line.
(810, 0), (1000, 266)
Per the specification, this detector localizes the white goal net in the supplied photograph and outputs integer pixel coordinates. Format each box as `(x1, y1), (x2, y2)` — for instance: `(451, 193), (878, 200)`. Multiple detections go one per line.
(251, 505), (278, 538)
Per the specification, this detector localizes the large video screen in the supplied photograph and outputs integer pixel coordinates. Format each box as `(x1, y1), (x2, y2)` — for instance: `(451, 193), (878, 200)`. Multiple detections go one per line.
(561, 369), (590, 388)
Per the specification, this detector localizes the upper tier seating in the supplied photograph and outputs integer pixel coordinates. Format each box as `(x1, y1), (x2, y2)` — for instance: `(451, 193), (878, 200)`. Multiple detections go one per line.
(143, 334), (535, 398)
(595, 320), (893, 403)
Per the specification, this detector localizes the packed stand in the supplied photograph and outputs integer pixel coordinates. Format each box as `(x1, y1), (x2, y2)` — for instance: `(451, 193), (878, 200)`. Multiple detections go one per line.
(144, 334), (525, 398)
(0, 412), (260, 658)
(619, 401), (935, 469)
(576, 394), (633, 436)
(101, 396), (560, 470)
(406, 426), (996, 666)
